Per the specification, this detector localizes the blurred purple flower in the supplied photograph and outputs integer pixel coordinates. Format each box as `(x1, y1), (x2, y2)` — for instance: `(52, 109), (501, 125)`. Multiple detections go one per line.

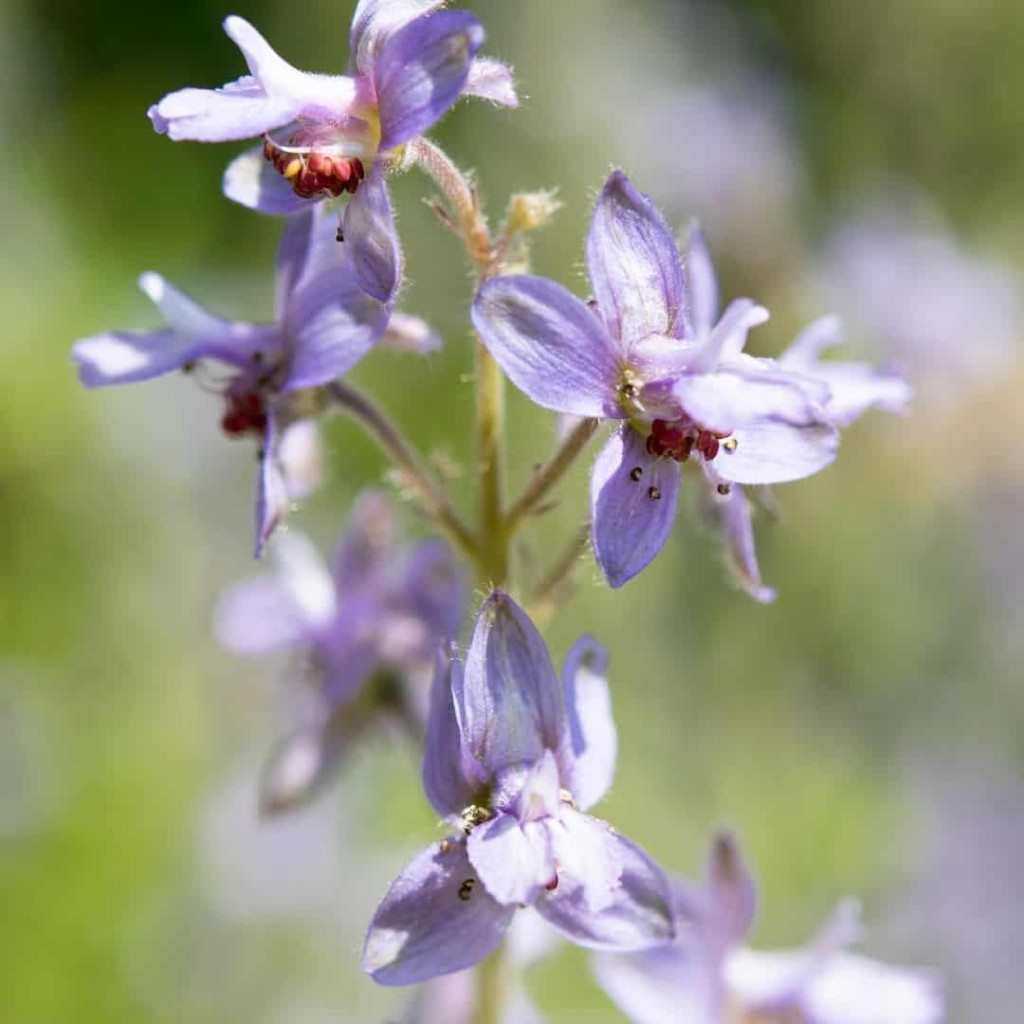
(214, 491), (465, 814)
(594, 830), (943, 1024)
(362, 591), (674, 986)
(148, 3), (516, 220)
(72, 198), (404, 555)
(472, 170), (839, 588)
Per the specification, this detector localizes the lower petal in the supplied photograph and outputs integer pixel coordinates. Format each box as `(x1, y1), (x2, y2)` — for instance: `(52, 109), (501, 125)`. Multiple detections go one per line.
(467, 814), (556, 907)
(712, 418), (839, 486)
(223, 146), (321, 216)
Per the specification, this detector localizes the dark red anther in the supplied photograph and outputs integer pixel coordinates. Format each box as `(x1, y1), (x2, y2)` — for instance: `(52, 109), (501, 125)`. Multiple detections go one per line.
(221, 391), (267, 438)
(545, 874), (559, 892)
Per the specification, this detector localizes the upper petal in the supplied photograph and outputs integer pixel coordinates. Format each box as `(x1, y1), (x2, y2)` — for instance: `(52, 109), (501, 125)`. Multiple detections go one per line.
(459, 592), (564, 776)
(374, 10), (484, 151)
(587, 170), (686, 347)
(711, 418), (839, 486)
(349, 0), (447, 76)
(705, 830), (757, 949)
(590, 427), (681, 589)
(558, 637), (617, 812)
(472, 276), (624, 418)
(464, 57), (519, 107)
(341, 167), (403, 304)
(534, 832), (674, 950)
(222, 145), (321, 216)
(685, 224), (720, 341)
(363, 837), (515, 985)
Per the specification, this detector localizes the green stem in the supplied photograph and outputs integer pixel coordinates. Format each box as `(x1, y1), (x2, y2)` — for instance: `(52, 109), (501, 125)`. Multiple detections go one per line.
(324, 380), (478, 562)
(504, 418), (599, 534)
(474, 943), (510, 1024)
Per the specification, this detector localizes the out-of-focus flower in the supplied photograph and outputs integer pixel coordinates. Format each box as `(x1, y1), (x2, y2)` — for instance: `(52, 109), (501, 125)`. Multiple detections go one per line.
(594, 831), (943, 1024)
(148, 3), (516, 223)
(72, 198), (404, 555)
(362, 591), (674, 986)
(214, 490), (466, 814)
(472, 170), (839, 588)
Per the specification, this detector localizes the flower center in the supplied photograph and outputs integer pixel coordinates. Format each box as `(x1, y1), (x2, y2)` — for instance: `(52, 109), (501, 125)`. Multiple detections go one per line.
(263, 136), (366, 200)
(646, 416), (736, 463)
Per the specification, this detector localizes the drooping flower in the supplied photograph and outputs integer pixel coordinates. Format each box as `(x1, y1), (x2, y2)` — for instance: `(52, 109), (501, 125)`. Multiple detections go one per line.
(594, 830), (943, 1024)
(214, 491), (466, 814)
(472, 169), (840, 589)
(71, 190), (406, 555)
(148, 2), (517, 223)
(362, 591), (675, 986)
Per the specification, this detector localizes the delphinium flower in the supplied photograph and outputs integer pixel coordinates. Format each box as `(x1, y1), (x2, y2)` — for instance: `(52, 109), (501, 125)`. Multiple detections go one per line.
(594, 831), (943, 1024)
(148, 1), (517, 225)
(214, 490), (466, 814)
(472, 169), (840, 589)
(362, 591), (675, 985)
(72, 193), (404, 555)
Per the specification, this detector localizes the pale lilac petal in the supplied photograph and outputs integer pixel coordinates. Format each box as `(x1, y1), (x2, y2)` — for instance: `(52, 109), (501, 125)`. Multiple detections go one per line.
(464, 57), (519, 107)
(705, 830), (757, 948)
(460, 591), (564, 774)
(222, 145), (320, 216)
(686, 224), (720, 339)
(472, 276), (624, 418)
(468, 814), (556, 906)
(401, 541), (466, 640)
(713, 485), (776, 604)
(712, 418), (839, 486)
(558, 637), (617, 812)
(72, 329), (202, 387)
(423, 648), (480, 818)
(255, 410), (289, 558)
(278, 420), (324, 500)
(381, 311), (443, 353)
(685, 298), (770, 372)
(547, 809), (623, 913)
(587, 170), (686, 346)
(349, 0), (446, 76)
(363, 838), (515, 985)
(535, 832), (674, 950)
(783, 315), (843, 363)
(138, 271), (226, 337)
(332, 489), (398, 589)
(341, 167), (402, 304)
(590, 428), (681, 589)
(805, 363), (912, 427)
(374, 10), (484, 151)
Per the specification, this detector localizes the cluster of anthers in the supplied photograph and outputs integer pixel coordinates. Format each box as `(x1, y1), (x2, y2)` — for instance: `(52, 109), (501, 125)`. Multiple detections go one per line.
(263, 137), (367, 199)
(645, 416), (737, 463)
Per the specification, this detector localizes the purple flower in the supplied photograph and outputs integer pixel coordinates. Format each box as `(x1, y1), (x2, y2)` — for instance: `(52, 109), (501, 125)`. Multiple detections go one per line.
(148, 3), (516, 220)
(594, 831), (943, 1024)
(362, 591), (675, 986)
(214, 491), (466, 814)
(471, 170), (840, 589)
(71, 194), (403, 556)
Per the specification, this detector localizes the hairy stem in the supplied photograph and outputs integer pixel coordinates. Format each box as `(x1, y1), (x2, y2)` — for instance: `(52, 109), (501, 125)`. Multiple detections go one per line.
(324, 380), (478, 561)
(529, 521), (592, 624)
(504, 418), (599, 534)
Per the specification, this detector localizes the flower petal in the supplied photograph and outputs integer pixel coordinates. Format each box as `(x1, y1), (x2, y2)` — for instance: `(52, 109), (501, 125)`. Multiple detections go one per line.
(685, 224), (720, 340)
(459, 592), (565, 775)
(278, 419), (324, 500)
(705, 830), (757, 948)
(472, 276), (624, 418)
(363, 837), (515, 985)
(341, 167), (402, 304)
(711, 484), (776, 604)
(591, 428), (681, 589)
(401, 540), (466, 641)
(468, 813), (556, 906)
(374, 10), (484, 151)
(712, 418), (839, 486)
(547, 809), (623, 913)
(423, 647), (481, 818)
(587, 170), (686, 347)
(783, 314), (843, 363)
(331, 489), (398, 589)
(255, 410), (289, 558)
(804, 363), (912, 428)
(685, 298), (770, 372)
(381, 311), (443, 353)
(558, 637), (617, 812)
(534, 832), (674, 950)
(349, 0), (447, 76)
(222, 145), (321, 216)
(72, 328), (199, 387)
(464, 57), (519, 107)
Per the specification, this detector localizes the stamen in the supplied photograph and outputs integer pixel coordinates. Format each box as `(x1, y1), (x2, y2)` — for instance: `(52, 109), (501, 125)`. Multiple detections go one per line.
(646, 418), (732, 464)
(717, 483), (731, 496)
(457, 878), (475, 901)
(264, 136), (366, 200)
(648, 486), (661, 501)
(723, 438), (739, 452)
(629, 466), (643, 481)
(221, 390), (268, 438)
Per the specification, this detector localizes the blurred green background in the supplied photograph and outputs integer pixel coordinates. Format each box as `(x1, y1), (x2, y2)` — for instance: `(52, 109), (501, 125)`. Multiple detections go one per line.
(3, 0), (1023, 1021)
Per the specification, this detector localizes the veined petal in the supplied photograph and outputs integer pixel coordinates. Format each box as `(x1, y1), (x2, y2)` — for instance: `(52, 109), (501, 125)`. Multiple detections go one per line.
(460, 592), (564, 774)
(535, 832), (674, 950)
(472, 276), (624, 418)
(255, 410), (289, 558)
(705, 830), (757, 949)
(685, 224), (720, 340)
(587, 171), (686, 347)
(547, 809), (623, 914)
(223, 145), (321, 216)
(468, 814), (556, 906)
(465, 57), (519, 107)
(591, 428), (681, 589)
(342, 167), (402, 304)
(423, 647), (480, 818)
(374, 10), (484, 152)
(558, 637), (617, 812)
(712, 418), (839, 486)
(349, 0), (448, 76)
(712, 485), (776, 604)
(363, 837), (515, 985)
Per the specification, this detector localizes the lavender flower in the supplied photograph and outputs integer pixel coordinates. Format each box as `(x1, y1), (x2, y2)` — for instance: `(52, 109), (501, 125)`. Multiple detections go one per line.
(362, 591), (675, 985)
(148, 2), (517, 222)
(72, 195), (403, 555)
(471, 170), (840, 589)
(214, 491), (465, 814)
(594, 831), (943, 1024)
